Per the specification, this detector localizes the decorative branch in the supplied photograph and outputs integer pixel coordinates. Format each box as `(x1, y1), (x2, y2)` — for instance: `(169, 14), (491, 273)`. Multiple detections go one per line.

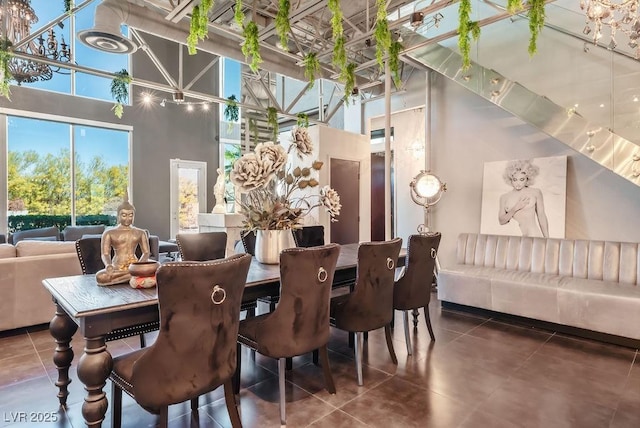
(303, 52), (321, 88)
(275, 0), (291, 51)
(0, 39), (13, 100)
(296, 113), (309, 128)
(267, 107), (279, 140)
(110, 69), (132, 119)
(242, 21), (262, 72)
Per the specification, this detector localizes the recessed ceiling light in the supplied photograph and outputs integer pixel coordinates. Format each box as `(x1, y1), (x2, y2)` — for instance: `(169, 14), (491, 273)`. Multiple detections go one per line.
(187, 104), (194, 112)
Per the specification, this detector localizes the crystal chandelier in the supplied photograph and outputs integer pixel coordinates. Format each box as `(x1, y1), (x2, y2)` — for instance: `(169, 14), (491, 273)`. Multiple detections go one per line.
(580, 0), (640, 52)
(0, 0), (71, 85)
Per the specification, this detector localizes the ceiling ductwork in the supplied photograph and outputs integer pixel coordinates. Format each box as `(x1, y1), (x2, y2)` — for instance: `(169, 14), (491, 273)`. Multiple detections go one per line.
(78, 0), (139, 54)
(78, 0), (307, 81)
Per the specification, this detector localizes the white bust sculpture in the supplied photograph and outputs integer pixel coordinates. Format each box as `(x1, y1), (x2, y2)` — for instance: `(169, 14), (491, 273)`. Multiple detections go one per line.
(212, 168), (226, 213)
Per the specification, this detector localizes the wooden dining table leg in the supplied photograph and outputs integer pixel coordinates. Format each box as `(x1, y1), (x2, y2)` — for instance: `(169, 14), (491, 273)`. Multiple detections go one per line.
(49, 302), (78, 408)
(77, 335), (113, 428)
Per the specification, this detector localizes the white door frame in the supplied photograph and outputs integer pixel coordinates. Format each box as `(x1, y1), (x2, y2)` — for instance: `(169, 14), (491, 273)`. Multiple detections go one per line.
(169, 159), (207, 238)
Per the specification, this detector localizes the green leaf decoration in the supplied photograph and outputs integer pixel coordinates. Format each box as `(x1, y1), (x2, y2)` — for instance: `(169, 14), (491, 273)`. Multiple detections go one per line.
(342, 62), (357, 105)
(458, 0), (480, 71)
(242, 21), (262, 72)
(64, 0), (72, 14)
(234, 0), (245, 28)
(186, 1), (214, 56)
(388, 40), (403, 88)
(267, 107), (279, 140)
(303, 52), (321, 88)
(224, 95), (239, 122)
(296, 113), (309, 128)
(110, 69), (132, 119)
(374, 0), (391, 73)
(328, 0), (346, 75)
(0, 39), (13, 100)
(333, 36), (347, 79)
(276, 0), (291, 51)
(507, 0), (524, 14)
(528, 0), (545, 56)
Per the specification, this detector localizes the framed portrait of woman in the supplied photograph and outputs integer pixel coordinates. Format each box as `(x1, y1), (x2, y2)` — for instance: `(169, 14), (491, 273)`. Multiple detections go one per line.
(480, 155), (567, 239)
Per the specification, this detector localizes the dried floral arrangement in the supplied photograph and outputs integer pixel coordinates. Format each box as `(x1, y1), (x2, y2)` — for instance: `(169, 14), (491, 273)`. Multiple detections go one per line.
(230, 127), (341, 231)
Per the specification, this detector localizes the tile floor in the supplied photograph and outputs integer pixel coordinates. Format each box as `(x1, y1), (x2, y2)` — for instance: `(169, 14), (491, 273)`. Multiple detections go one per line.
(1, 300), (639, 427)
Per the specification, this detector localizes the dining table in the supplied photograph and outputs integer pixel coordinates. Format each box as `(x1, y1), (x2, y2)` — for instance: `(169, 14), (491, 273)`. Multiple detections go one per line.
(41, 243), (405, 427)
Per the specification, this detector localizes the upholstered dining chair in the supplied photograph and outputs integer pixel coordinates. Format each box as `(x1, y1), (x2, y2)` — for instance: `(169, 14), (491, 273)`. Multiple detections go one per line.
(292, 225), (325, 248)
(110, 254), (252, 428)
(235, 244), (341, 425)
(393, 233), (441, 355)
(178, 231), (256, 318)
(75, 236), (159, 347)
(176, 231), (227, 261)
(330, 238), (402, 386)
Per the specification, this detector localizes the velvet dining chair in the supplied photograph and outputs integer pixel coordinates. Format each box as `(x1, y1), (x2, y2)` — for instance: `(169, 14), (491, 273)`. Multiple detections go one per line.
(235, 244), (341, 425)
(110, 254), (252, 428)
(330, 238), (402, 386)
(393, 233), (441, 355)
(177, 231), (257, 317)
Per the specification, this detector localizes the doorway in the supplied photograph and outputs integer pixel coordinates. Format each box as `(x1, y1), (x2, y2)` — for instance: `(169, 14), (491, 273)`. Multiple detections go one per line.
(169, 159), (207, 238)
(370, 152), (395, 240)
(330, 158), (360, 244)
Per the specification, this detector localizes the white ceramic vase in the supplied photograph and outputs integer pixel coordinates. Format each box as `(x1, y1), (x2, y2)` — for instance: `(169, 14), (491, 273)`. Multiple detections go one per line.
(254, 229), (296, 264)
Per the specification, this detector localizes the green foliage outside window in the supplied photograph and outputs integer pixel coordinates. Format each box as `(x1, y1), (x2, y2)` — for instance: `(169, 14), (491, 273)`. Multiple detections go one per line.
(8, 148), (128, 230)
(296, 113), (309, 128)
(8, 214), (116, 234)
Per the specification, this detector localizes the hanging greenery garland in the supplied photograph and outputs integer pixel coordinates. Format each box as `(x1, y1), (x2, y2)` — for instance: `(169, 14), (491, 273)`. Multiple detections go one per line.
(374, 0), (391, 73)
(0, 39), (13, 100)
(458, 0), (481, 70)
(63, 0), (72, 14)
(303, 52), (321, 88)
(328, 0), (347, 77)
(388, 40), (403, 88)
(110, 69), (132, 119)
(234, 0), (245, 28)
(528, 0), (546, 56)
(266, 107), (279, 140)
(242, 21), (262, 72)
(296, 113), (309, 128)
(186, 0), (214, 55)
(275, 0), (291, 51)
(224, 95), (239, 122)
(342, 63), (356, 104)
(507, 0), (524, 14)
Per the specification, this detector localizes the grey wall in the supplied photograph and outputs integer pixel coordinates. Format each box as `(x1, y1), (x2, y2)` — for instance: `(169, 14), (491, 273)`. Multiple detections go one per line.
(428, 75), (640, 266)
(0, 34), (220, 240)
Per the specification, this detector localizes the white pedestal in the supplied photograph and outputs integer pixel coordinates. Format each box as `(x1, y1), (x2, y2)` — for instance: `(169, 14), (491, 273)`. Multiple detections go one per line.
(198, 213), (244, 256)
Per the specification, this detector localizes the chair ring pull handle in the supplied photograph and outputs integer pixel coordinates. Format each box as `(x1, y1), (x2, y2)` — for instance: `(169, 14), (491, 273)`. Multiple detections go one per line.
(431, 248), (437, 259)
(318, 267), (328, 283)
(387, 258), (395, 270)
(210, 285), (226, 305)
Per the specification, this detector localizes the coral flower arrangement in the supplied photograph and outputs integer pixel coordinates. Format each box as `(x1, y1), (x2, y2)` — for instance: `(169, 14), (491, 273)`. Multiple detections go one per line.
(230, 127), (341, 231)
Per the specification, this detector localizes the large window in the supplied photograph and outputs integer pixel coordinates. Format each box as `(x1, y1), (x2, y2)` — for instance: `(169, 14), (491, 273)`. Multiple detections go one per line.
(6, 115), (130, 232)
(13, 1), (128, 102)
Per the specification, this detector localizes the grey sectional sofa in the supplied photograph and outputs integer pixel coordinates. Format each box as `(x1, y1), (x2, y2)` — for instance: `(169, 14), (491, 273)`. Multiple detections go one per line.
(438, 233), (640, 341)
